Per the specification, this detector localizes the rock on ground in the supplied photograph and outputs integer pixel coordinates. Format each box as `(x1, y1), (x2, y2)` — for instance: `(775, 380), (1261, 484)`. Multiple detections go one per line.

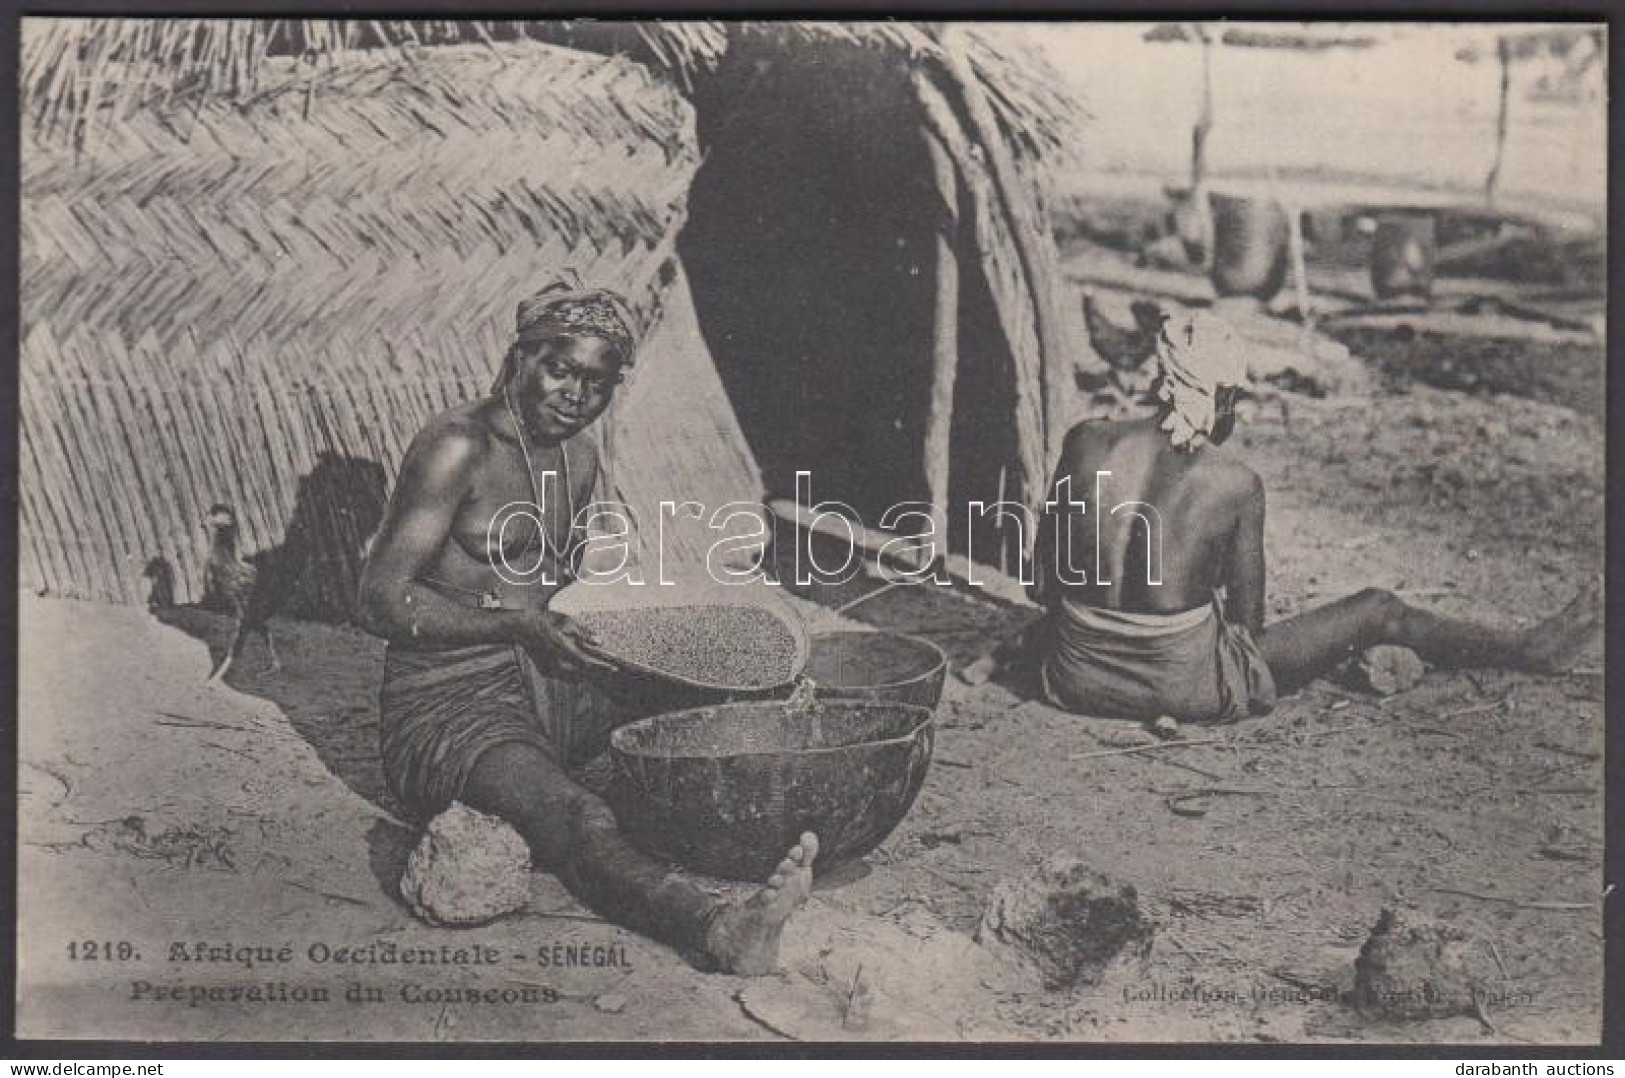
(1354, 645), (1426, 696)
(975, 854), (1154, 990)
(399, 802), (532, 926)
(1352, 907), (1493, 1020)
(1147, 715), (1182, 741)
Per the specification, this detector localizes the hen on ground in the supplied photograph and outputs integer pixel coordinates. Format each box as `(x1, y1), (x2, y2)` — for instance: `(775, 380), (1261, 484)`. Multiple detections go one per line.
(202, 503), (307, 682)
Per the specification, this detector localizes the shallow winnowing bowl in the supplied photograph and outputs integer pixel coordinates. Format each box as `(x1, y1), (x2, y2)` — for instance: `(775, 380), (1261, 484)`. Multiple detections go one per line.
(608, 700), (935, 880)
(550, 578), (809, 694)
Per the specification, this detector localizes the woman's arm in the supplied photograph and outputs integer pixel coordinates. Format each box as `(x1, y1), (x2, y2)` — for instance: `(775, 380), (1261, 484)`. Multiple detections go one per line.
(357, 421), (606, 669)
(1226, 472), (1267, 637)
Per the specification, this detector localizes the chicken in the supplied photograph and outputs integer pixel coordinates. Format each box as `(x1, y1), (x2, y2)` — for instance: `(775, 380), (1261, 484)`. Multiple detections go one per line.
(141, 556), (175, 614)
(1081, 292), (1167, 373)
(203, 503), (306, 682)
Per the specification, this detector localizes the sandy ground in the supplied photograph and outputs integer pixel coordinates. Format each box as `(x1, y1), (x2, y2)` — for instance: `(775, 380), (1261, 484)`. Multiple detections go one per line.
(17, 230), (1607, 1044)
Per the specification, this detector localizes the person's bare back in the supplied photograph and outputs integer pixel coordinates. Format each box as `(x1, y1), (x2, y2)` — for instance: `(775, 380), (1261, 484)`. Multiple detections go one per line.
(1037, 416), (1264, 628)
(1031, 305), (1597, 715)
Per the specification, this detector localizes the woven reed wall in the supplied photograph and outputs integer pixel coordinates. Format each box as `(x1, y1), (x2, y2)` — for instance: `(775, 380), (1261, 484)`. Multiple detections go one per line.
(21, 39), (765, 613)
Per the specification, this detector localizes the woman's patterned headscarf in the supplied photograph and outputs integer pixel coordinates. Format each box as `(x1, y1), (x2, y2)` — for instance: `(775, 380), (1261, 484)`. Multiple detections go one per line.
(515, 284), (637, 361)
(497, 273), (639, 390)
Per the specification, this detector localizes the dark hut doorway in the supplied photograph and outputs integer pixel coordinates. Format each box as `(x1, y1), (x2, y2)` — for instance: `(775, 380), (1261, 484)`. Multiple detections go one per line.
(947, 250), (1023, 571)
(680, 38), (942, 528)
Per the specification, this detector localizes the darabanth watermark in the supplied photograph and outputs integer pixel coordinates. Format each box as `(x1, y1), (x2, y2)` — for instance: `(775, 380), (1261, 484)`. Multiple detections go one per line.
(485, 469), (1166, 589)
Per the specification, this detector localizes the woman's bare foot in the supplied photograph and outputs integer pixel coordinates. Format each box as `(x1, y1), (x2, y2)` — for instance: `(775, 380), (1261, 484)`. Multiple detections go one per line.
(1519, 582), (1604, 674)
(704, 832), (819, 975)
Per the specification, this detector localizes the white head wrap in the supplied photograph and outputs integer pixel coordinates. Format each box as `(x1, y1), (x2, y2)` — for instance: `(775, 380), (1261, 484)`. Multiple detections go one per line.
(1155, 309), (1249, 451)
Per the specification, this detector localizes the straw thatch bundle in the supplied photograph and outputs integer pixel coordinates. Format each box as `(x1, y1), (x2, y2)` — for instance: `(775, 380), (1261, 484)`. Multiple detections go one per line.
(22, 18), (1088, 612)
(22, 26), (758, 609)
(22, 20), (1075, 159)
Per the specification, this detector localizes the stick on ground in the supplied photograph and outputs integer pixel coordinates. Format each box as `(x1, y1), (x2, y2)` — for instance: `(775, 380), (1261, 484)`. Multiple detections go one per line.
(1068, 736), (1223, 761)
(1430, 886), (1593, 911)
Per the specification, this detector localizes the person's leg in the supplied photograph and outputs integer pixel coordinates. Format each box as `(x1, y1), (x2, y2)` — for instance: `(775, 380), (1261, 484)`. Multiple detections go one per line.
(1261, 585), (1601, 695)
(459, 740), (817, 974)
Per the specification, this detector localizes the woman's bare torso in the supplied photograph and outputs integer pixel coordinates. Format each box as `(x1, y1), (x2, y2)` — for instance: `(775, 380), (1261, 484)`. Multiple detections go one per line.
(421, 402), (599, 614)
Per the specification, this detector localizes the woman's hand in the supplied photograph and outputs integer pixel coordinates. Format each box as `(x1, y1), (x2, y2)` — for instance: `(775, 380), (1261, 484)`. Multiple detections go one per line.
(516, 609), (614, 676)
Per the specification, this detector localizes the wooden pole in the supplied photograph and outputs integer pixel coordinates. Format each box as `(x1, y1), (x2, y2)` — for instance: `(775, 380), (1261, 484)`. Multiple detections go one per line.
(912, 71), (1047, 558)
(1485, 35), (1512, 207)
(1287, 199), (1312, 340)
(1270, 165), (1313, 339)
(1191, 23), (1214, 192)
(922, 126), (960, 564)
(926, 29), (1072, 489)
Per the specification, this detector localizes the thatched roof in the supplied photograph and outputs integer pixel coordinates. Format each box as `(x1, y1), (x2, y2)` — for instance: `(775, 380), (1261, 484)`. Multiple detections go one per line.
(643, 21), (1080, 159)
(21, 18), (1088, 610)
(24, 35), (695, 360)
(21, 32), (755, 608)
(23, 18), (1081, 163)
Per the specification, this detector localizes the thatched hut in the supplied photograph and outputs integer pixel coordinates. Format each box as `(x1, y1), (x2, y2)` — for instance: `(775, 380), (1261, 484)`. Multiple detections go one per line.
(20, 19), (1091, 614)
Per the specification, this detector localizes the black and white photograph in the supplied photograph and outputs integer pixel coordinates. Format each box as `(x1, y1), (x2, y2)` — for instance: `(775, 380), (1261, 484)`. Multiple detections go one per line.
(13, 18), (1608, 1045)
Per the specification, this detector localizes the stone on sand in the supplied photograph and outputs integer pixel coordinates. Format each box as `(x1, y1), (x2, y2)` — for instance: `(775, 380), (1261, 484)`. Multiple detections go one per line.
(1354, 645), (1425, 696)
(975, 854), (1154, 989)
(1352, 907), (1493, 1020)
(399, 803), (531, 926)
(1147, 715), (1181, 741)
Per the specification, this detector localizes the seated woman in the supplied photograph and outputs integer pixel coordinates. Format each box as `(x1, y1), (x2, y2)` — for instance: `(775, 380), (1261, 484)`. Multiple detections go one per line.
(1031, 308), (1600, 723)
(358, 276), (815, 973)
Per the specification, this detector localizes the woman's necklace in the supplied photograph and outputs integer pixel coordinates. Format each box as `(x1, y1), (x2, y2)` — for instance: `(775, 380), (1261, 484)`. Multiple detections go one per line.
(503, 385), (576, 576)
(417, 391), (578, 613)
